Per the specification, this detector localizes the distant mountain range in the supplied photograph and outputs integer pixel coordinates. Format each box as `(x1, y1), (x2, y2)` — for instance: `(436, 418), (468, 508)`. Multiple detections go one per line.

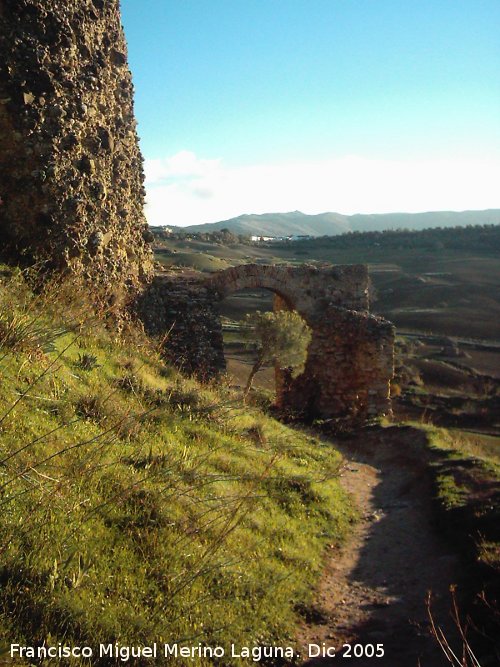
(175, 209), (500, 237)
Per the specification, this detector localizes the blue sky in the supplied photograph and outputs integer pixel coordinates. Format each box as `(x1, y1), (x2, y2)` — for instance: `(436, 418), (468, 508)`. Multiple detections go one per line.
(121, 0), (500, 226)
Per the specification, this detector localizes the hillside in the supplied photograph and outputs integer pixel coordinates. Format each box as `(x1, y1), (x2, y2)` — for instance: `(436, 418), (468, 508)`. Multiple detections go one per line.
(178, 211), (351, 237)
(1, 264), (499, 665)
(178, 209), (500, 237)
(0, 266), (354, 663)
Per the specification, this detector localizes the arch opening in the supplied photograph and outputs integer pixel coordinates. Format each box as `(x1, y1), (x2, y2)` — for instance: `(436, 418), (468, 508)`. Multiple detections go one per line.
(137, 263), (395, 426)
(217, 287), (312, 402)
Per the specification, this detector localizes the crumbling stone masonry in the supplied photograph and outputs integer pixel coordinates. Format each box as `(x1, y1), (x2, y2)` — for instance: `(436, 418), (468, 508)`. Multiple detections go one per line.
(137, 270), (226, 380)
(138, 264), (395, 425)
(0, 0), (153, 298)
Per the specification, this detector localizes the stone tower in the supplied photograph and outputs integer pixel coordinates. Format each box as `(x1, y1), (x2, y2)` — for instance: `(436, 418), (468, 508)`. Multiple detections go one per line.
(0, 0), (153, 299)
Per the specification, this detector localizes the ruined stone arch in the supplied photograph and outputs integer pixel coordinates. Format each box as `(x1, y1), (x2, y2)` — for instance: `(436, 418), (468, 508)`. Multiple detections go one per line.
(138, 263), (395, 427)
(206, 265), (301, 316)
(206, 263), (370, 322)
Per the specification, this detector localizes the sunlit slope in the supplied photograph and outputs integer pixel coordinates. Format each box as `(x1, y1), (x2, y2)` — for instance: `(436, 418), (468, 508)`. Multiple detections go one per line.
(0, 267), (354, 663)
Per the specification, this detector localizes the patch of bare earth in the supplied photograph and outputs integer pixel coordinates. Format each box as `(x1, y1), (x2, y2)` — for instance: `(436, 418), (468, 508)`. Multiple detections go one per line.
(296, 426), (462, 666)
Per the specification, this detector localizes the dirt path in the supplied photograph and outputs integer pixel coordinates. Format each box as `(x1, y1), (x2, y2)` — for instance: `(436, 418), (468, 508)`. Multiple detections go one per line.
(297, 426), (462, 666)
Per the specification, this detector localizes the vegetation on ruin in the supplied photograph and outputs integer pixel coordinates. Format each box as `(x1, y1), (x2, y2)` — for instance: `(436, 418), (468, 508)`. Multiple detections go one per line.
(241, 311), (312, 399)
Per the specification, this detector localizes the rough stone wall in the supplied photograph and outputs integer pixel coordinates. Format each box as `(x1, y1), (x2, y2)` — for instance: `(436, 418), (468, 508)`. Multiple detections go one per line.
(208, 263), (369, 316)
(276, 307), (394, 424)
(139, 264), (395, 426)
(0, 0), (153, 299)
(136, 272), (225, 380)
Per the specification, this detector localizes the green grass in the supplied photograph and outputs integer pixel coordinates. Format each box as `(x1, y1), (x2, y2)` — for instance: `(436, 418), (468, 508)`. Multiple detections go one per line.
(425, 426), (500, 474)
(433, 471), (469, 510)
(445, 430), (500, 466)
(419, 424), (500, 575)
(0, 268), (354, 665)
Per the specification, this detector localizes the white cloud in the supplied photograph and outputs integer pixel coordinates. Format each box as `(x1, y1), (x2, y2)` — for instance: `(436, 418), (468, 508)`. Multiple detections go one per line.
(145, 151), (221, 183)
(143, 151), (500, 227)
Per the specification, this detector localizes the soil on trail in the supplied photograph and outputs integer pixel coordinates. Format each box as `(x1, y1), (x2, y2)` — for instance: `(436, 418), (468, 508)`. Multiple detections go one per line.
(297, 426), (462, 667)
